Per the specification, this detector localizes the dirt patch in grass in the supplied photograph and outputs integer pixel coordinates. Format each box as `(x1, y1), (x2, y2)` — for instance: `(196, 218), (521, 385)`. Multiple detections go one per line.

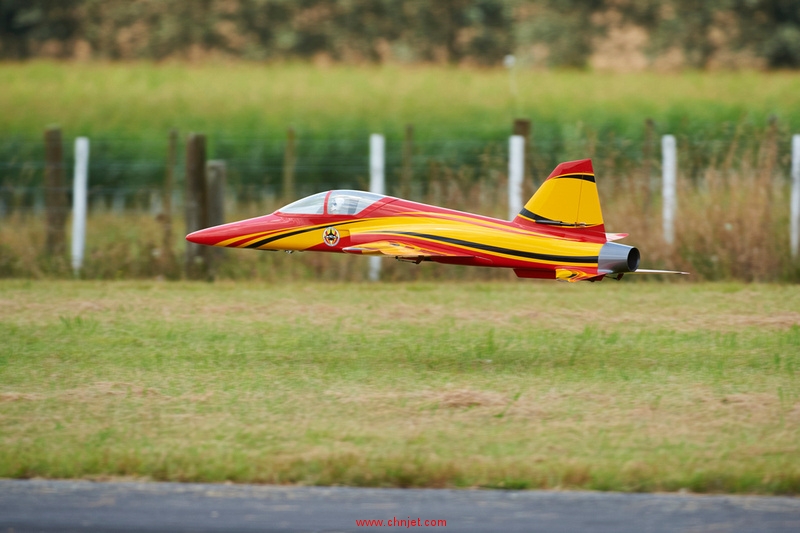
(3, 281), (799, 333)
(0, 392), (44, 402)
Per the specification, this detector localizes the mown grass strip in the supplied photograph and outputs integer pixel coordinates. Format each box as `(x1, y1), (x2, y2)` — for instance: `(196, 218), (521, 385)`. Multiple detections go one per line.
(0, 281), (798, 493)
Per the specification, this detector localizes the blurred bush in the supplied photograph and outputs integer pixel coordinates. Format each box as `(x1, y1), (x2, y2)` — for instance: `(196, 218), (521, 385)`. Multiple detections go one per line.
(1, 0), (800, 69)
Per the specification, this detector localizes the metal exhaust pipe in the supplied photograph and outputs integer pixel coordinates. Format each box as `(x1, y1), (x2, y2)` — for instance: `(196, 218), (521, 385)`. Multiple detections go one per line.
(598, 242), (640, 274)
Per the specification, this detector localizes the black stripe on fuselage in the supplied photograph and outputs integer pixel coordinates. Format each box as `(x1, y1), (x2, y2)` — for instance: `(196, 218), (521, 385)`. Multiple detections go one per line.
(384, 231), (598, 264)
(245, 221), (354, 249)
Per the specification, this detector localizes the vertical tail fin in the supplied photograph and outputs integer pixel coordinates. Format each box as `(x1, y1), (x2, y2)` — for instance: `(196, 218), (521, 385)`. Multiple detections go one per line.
(513, 159), (605, 240)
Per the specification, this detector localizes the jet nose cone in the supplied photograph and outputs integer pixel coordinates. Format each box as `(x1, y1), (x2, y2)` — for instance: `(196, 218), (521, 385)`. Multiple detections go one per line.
(185, 214), (284, 248)
(186, 226), (225, 246)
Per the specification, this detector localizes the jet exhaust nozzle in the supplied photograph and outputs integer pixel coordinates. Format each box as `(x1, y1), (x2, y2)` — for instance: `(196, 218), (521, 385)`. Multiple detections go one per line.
(598, 242), (640, 274)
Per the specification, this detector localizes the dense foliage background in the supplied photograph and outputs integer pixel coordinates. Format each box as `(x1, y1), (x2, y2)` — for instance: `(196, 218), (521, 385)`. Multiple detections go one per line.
(2, 3), (800, 282)
(2, 0), (800, 69)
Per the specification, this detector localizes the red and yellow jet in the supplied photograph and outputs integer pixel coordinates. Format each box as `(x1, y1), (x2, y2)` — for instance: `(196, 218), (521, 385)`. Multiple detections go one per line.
(186, 159), (686, 282)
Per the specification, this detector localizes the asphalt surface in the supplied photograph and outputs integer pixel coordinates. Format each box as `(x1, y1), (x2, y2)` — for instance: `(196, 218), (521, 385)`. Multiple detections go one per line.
(1, 479), (799, 533)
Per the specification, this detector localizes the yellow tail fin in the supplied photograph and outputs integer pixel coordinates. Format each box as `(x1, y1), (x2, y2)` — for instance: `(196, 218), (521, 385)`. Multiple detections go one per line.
(513, 158), (605, 239)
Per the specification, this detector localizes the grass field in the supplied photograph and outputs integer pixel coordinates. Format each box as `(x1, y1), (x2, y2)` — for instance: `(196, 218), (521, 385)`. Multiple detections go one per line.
(2, 62), (800, 139)
(1, 280), (798, 494)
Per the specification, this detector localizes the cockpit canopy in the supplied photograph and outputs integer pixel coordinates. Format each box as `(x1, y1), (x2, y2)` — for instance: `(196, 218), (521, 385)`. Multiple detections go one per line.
(277, 190), (385, 216)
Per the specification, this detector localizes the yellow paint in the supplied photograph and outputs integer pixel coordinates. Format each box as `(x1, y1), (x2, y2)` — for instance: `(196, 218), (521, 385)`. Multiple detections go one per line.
(523, 175), (604, 227)
(556, 268), (597, 282)
(345, 240), (446, 257)
(250, 224), (355, 250)
(217, 231), (272, 248)
(399, 211), (541, 236)
(345, 217), (604, 267)
(235, 213), (603, 269)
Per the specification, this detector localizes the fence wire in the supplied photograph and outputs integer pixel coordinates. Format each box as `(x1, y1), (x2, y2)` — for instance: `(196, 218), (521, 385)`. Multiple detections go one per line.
(0, 133), (795, 217)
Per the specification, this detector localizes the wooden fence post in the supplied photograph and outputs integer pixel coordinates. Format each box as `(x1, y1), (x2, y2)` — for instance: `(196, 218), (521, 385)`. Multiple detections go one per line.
(642, 118), (655, 213)
(44, 126), (67, 257)
(207, 160), (226, 229)
(791, 134), (800, 259)
(283, 127), (296, 201)
(206, 160), (227, 269)
(760, 116), (778, 205)
(184, 133), (209, 279)
(513, 118), (531, 140)
(513, 118), (534, 188)
(401, 124), (414, 199)
(160, 129), (177, 277)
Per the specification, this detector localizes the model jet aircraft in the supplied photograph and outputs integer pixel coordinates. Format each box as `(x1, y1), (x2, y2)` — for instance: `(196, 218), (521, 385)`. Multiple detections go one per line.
(186, 158), (687, 282)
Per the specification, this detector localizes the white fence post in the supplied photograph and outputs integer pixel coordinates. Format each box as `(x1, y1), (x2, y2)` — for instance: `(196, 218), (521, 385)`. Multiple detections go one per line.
(791, 135), (800, 258)
(662, 134), (677, 246)
(369, 134), (385, 281)
(508, 135), (525, 220)
(71, 137), (89, 276)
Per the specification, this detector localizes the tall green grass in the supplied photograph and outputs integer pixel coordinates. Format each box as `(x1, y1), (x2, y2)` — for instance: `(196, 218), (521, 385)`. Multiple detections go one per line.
(2, 62), (800, 189)
(1, 153), (797, 282)
(3, 62), (800, 138)
(1, 62), (800, 281)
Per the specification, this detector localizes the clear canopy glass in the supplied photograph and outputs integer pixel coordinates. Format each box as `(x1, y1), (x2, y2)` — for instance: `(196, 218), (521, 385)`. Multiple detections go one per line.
(327, 190), (384, 215)
(276, 192), (328, 214)
(276, 190), (384, 215)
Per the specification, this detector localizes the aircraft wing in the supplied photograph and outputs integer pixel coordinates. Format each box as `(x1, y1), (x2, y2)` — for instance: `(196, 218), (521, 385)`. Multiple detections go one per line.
(555, 268), (604, 282)
(343, 240), (472, 260)
(625, 269), (690, 275)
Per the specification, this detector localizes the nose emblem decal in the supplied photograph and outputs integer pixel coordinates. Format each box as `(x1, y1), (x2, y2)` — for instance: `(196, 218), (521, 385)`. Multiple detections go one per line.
(323, 227), (340, 247)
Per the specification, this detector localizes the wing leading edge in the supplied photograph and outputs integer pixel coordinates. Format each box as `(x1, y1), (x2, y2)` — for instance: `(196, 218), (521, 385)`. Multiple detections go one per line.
(342, 240), (474, 262)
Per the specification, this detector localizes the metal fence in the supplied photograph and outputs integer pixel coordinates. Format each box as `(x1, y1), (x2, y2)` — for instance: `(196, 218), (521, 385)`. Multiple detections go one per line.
(2, 133), (798, 217)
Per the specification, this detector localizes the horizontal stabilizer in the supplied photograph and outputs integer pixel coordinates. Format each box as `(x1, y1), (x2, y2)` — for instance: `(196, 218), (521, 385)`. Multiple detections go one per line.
(628, 269), (690, 275)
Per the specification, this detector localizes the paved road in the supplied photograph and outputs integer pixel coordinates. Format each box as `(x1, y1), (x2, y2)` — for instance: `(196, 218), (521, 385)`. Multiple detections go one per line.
(1, 479), (798, 533)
